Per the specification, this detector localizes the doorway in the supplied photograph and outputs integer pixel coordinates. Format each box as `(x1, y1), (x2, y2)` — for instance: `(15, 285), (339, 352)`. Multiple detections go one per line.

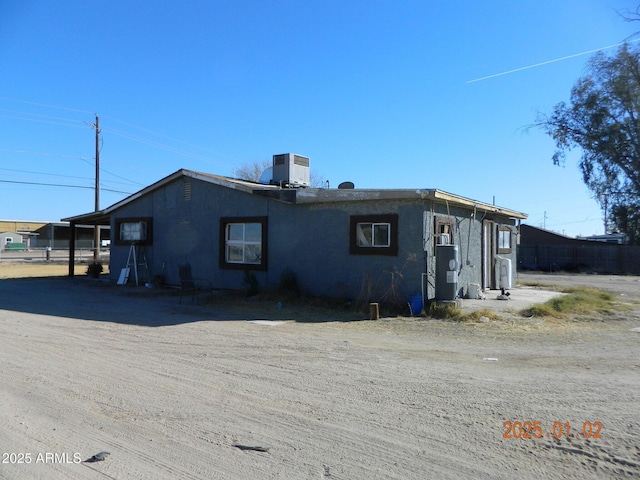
(482, 220), (495, 290)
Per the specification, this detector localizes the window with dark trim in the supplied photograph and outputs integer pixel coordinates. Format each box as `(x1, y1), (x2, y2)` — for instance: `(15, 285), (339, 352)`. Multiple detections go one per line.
(219, 216), (268, 270)
(497, 226), (512, 254)
(350, 214), (398, 256)
(114, 217), (153, 245)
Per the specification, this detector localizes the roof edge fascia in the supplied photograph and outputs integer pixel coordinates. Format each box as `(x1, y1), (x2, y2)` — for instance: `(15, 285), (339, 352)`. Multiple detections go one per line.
(429, 190), (527, 219)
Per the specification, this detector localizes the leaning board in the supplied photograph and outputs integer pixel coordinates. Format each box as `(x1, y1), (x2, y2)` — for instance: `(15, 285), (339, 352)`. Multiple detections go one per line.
(117, 268), (130, 285)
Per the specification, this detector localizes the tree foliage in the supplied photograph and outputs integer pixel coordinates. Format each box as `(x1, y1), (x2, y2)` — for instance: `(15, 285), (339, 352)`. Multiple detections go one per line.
(538, 43), (640, 242)
(232, 160), (271, 183)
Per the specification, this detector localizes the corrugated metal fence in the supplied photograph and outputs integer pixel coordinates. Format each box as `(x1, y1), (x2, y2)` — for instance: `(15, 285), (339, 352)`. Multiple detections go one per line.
(518, 244), (640, 274)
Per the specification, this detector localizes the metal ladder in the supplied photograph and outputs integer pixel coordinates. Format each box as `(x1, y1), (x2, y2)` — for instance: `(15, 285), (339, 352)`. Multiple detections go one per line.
(125, 244), (150, 286)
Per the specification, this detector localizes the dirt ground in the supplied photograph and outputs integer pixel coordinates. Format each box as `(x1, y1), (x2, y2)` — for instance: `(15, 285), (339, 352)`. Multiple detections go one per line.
(0, 264), (638, 479)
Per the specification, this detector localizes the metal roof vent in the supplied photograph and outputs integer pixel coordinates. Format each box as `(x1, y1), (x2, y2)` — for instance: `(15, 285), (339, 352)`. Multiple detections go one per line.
(271, 153), (310, 188)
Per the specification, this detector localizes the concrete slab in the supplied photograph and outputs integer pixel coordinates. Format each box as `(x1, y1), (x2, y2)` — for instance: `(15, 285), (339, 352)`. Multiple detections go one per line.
(460, 286), (565, 314)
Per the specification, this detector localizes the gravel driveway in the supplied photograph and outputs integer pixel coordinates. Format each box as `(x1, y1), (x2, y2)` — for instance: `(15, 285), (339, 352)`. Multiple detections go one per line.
(0, 275), (638, 479)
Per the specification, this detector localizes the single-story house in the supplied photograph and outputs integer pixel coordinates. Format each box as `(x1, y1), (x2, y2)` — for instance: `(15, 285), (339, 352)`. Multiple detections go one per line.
(0, 220), (46, 250)
(0, 232), (25, 250)
(62, 156), (527, 303)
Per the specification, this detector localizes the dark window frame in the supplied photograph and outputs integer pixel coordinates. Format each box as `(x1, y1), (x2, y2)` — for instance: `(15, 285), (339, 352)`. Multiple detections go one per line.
(434, 215), (455, 253)
(219, 216), (268, 270)
(114, 217), (153, 246)
(350, 214), (398, 256)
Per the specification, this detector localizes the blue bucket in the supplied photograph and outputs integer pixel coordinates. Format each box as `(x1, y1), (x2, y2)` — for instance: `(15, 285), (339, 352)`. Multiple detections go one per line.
(407, 294), (423, 316)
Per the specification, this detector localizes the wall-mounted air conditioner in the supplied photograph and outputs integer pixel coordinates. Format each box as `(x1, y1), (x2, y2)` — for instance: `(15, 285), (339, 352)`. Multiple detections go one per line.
(271, 153), (310, 187)
(436, 233), (450, 245)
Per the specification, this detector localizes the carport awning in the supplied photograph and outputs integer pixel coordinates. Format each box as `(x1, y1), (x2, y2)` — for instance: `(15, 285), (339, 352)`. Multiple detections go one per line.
(61, 210), (111, 226)
(61, 210), (112, 278)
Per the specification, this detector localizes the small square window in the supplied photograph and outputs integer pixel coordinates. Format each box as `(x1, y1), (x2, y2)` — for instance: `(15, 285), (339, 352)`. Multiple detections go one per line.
(225, 223), (263, 265)
(220, 217), (268, 270)
(114, 217), (152, 245)
(120, 222), (147, 242)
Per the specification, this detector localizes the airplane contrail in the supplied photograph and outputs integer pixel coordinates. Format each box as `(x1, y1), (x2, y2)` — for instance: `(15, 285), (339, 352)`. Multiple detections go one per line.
(466, 38), (640, 84)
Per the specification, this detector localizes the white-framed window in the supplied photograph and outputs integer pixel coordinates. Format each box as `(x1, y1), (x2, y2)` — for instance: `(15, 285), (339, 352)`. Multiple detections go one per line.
(120, 221), (147, 242)
(498, 227), (512, 253)
(5, 237), (13, 245)
(356, 222), (391, 247)
(350, 214), (398, 256)
(220, 216), (268, 270)
(225, 223), (262, 264)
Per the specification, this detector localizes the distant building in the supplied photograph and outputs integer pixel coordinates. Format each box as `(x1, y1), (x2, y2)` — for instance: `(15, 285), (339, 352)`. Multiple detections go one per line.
(519, 224), (640, 273)
(0, 220), (46, 250)
(0, 220), (109, 250)
(0, 232), (25, 251)
(577, 233), (628, 244)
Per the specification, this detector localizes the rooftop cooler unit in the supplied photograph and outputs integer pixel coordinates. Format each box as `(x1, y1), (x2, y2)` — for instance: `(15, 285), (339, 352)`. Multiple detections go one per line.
(271, 153), (310, 187)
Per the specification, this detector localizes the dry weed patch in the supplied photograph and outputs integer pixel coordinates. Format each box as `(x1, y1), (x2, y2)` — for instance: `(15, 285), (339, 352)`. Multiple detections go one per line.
(520, 286), (630, 319)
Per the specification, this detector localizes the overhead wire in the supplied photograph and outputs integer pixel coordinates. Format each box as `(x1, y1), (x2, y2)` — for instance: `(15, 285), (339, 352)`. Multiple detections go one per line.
(0, 112), (86, 129)
(0, 107), (86, 125)
(0, 97), (247, 200)
(0, 148), (144, 187)
(0, 179), (132, 195)
(0, 96), (94, 114)
(100, 113), (242, 163)
(101, 126), (233, 167)
(0, 98), (239, 172)
(0, 147), (90, 160)
(0, 167), (95, 181)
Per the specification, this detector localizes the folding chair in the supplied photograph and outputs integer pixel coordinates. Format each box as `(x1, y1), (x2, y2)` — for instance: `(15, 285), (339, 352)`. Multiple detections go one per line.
(178, 263), (211, 304)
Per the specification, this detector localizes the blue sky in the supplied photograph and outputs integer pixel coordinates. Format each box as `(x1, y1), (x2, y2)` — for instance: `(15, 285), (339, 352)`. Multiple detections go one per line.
(1, 0), (638, 236)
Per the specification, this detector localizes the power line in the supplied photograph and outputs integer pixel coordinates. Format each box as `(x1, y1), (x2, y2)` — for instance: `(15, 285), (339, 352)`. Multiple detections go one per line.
(0, 113), (86, 129)
(0, 179), (92, 189)
(0, 107), (86, 125)
(100, 114), (245, 164)
(0, 179), (132, 195)
(0, 98), (248, 192)
(101, 126), (233, 166)
(0, 150), (145, 186)
(0, 167), (93, 181)
(0, 99), (237, 166)
(0, 96), (93, 115)
(96, 164), (146, 186)
(0, 147), (89, 160)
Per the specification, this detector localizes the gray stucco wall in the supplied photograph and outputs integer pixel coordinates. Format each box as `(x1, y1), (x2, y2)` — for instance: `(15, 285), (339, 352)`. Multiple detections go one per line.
(109, 176), (519, 304)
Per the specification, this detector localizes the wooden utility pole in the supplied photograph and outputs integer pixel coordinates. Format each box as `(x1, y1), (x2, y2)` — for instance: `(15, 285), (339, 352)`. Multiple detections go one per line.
(93, 114), (100, 261)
